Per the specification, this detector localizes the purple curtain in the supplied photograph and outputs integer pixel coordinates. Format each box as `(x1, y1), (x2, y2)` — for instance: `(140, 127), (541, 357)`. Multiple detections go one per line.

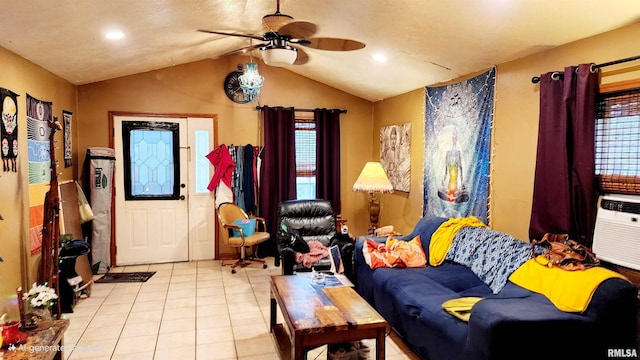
(529, 64), (599, 246)
(258, 106), (297, 261)
(315, 109), (342, 214)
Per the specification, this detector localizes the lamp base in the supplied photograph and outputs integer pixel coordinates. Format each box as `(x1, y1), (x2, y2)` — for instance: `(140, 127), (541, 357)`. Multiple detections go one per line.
(367, 192), (380, 234)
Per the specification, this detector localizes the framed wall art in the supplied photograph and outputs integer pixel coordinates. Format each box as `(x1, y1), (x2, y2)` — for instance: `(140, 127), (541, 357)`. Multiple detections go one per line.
(380, 123), (411, 192)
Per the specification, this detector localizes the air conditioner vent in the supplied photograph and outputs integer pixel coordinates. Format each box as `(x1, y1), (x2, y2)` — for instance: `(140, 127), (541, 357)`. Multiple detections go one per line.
(593, 194), (640, 270)
(600, 199), (640, 215)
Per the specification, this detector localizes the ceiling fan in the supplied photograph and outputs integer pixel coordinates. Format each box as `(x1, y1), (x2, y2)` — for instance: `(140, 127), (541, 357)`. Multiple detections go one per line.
(197, 0), (366, 67)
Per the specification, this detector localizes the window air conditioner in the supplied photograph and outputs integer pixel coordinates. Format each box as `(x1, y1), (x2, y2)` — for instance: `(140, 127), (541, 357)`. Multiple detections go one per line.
(592, 194), (640, 270)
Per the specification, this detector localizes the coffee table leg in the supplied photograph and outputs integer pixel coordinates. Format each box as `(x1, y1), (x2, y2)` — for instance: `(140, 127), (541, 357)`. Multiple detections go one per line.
(376, 328), (385, 360)
(294, 334), (305, 360)
(270, 295), (277, 329)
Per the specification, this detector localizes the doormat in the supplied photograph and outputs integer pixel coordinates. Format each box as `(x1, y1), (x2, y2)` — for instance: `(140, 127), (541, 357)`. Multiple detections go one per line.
(95, 272), (156, 283)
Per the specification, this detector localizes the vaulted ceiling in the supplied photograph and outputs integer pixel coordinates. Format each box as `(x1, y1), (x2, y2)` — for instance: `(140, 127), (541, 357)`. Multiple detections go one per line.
(1, 1), (639, 101)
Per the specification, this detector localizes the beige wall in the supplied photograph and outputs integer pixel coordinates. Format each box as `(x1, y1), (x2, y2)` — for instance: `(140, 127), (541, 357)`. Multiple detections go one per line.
(76, 55), (375, 254)
(491, 22), (640, 239)
(372, 89), (426, 233)
(0, 46), (77, 319)
(374, 22), (640, 239)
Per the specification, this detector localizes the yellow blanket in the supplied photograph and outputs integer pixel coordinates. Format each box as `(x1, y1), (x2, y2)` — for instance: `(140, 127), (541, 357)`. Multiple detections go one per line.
(509, 256), (627, 313)
(429, 216), (487, 266)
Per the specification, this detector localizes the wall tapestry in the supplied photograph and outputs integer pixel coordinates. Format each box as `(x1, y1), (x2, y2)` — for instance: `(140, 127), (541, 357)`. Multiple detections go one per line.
(63, 110), (73, 167)
(29, 204), (44, 255)
(1, 88), (19, 172)
(27, 94), (53, 184)
(423, 67), (495, 223)
(380, 123), (411, 192)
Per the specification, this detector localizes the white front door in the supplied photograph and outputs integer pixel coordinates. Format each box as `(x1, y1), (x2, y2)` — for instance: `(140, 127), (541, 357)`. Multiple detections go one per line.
(113, 115), (215, 265)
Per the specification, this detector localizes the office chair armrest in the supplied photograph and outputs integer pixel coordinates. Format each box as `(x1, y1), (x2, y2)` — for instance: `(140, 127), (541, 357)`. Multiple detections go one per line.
(222, 224), (246, 246)
(250, 216), (267, 232)
(223, 224), (242, 230)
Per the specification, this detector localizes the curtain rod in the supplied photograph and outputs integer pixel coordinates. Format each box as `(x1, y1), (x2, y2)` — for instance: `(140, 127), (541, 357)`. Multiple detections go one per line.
(531, 54), (640, 84)
(255, 105), (347, 114)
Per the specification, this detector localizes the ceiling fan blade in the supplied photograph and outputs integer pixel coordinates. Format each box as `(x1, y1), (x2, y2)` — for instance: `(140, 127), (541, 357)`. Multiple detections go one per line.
(293, 47), (309, 65)
(278, 20), (317, 39)
(221, 44), (264, 57)
(197, 29), (264, 41)
(302, 37), (366, 51)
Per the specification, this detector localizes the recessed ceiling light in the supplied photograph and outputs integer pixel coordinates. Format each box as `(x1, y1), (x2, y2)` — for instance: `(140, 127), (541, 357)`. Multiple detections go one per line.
(105, 31), (125, 40)
(372, 53), (388, 63)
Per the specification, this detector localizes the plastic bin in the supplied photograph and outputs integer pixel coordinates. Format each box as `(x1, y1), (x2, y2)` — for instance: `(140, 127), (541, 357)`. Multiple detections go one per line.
(232, 218), (256, 237)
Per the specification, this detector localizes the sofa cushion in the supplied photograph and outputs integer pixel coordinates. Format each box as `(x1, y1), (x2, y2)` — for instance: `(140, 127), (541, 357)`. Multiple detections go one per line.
(422, 262), (491, 294)
(370, 266), (477, 360)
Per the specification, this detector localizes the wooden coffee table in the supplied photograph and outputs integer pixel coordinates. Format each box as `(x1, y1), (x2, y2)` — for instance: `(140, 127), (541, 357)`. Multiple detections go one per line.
(270, 275), (387, 360)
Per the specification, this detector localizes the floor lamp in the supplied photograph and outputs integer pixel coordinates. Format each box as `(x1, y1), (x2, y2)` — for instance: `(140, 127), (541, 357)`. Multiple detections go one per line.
(353, 162), (394, 234)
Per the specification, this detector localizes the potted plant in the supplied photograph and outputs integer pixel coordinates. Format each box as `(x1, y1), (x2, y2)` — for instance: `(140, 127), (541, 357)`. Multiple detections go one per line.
(22, 282), (58, 323)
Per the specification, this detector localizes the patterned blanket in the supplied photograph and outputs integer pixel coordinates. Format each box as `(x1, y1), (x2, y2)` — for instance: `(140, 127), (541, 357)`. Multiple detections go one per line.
(446, 226), (542, 293)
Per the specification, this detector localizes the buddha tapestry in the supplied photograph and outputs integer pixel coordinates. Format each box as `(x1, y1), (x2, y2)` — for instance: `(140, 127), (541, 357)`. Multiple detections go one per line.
(423, 67), (495, 223)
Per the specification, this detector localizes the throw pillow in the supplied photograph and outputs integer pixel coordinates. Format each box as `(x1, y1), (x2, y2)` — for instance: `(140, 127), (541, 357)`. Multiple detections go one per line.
(362, 236), (427, 269)
(363, 238), (405, 269)
(388, 236), (427, 267)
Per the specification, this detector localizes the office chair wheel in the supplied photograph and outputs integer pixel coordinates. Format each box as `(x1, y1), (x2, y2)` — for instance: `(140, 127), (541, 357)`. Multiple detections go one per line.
(231, 269), (236, 274)
(262, 264), (268, 269)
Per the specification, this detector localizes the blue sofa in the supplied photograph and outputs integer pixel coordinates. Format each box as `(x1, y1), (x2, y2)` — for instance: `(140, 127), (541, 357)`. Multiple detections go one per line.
(354, 216), (638, 360)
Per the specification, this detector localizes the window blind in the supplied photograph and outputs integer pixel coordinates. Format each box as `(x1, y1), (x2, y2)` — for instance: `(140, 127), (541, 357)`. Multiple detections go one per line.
(595, 88), (640, 194)
(295, 119), (316, 178)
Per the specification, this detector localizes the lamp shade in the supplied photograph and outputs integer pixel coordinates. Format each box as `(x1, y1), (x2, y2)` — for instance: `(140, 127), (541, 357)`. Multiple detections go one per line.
(353, 162), (394, 193)
(260, 46), (297, 67)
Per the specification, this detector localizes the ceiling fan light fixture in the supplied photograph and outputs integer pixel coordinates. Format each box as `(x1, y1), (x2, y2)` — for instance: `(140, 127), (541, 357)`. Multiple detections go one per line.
(260, 44), (298, 67)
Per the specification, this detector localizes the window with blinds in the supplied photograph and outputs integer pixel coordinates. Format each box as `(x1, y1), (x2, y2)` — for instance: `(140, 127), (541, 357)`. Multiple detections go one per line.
(295, 118), (316, 199)
(595, 88), (640, 194)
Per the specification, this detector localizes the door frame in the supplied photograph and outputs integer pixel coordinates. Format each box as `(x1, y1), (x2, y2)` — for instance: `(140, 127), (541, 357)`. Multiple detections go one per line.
(107, 111), (219, 266)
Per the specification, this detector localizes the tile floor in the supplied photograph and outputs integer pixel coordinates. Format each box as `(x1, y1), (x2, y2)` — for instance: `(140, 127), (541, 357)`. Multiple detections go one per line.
(61, 257), (420, 360)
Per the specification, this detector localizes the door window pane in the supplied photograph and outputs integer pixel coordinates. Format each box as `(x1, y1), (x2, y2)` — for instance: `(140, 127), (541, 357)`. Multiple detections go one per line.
(122, 121), (180, 200)
(194, 130), (211, 194)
